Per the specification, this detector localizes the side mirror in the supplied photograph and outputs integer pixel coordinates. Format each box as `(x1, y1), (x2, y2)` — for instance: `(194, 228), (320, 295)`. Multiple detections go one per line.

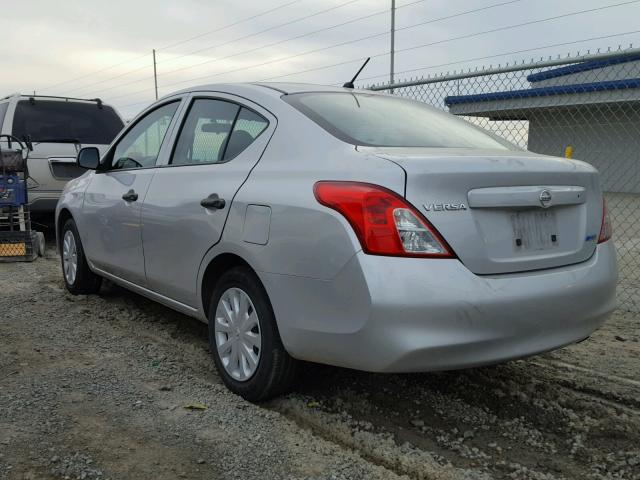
(77, 147), (100, 170)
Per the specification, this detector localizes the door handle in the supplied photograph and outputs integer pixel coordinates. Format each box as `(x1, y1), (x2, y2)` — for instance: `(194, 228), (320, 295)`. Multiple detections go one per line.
(122, 189), (138, 202)
(200, 193), (226, 210)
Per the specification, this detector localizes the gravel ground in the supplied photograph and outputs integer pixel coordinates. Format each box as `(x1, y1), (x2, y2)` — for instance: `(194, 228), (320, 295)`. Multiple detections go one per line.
(1, 245), (639, 480)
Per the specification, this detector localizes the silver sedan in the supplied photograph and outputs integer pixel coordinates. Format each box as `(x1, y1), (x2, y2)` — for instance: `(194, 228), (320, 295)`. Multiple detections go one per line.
(56, 83), (617, 401)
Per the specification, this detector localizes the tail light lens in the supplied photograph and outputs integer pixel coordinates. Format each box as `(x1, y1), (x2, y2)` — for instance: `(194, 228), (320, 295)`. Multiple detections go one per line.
(598, 198), (612, 243)
(314, 181), (454, 258)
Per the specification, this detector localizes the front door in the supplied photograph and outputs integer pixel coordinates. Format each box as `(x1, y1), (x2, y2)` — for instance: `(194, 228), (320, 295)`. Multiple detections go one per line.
(82, 101), (182, 284)
(142, 95), (273, 306)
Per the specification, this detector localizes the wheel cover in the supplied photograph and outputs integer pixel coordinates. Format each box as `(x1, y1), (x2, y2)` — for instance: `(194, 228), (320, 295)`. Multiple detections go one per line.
(62, 230), (78, 285)
(214, 287), (262, 381)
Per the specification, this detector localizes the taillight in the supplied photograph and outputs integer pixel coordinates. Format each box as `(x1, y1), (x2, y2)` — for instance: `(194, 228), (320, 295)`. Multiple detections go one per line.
(598, 198), (612, 243)
(314, 181), (454, 258)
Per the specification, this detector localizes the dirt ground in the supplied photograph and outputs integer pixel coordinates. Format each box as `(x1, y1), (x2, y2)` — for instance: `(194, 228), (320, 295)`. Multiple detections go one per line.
(1, 244), (639, 480)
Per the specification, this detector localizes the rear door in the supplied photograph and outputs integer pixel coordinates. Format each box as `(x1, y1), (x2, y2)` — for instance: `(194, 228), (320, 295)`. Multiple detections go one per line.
(82, 100), (183, 284)
(141, 93), (274, 306)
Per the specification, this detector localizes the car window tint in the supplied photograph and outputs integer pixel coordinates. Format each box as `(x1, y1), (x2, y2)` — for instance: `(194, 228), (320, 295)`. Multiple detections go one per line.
(111, 102), (179, 170)
(0, 102), (8, 132)
(284, 92), (514, 150)
(223, 108), (269, 161)
(11, 99), (123, 144)
(172, 99), (239, 165)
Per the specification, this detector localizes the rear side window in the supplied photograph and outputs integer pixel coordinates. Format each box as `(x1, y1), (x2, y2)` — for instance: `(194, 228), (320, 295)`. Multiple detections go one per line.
(172, 99), (239, 165)
(11, 99), (124, 144)
(225, 108), (269, 160)
(0, 102), (8, 132)
(284, 92), (513, 150)
(171, 99), (268, 166)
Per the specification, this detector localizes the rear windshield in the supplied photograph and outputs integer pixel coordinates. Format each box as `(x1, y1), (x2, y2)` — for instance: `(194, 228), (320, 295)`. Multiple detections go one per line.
(284, 92), (513, 149)
(12, 99), (124, 144)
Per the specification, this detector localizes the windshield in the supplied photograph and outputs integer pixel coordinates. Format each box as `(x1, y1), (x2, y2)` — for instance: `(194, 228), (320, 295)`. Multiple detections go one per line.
(12, 99), (124, 144)
(284, 92), (514, 149)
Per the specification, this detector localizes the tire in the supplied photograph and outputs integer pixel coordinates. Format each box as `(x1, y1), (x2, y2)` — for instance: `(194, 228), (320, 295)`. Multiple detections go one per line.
(36, 231), (46, 257)
(208, 266), (298, 401)
(60, 218), (102, 295)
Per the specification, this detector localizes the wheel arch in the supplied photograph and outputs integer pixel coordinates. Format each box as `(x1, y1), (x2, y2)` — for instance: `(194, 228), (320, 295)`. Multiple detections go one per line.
(200, 252), (259, 320)
(56, 208), (73, 253)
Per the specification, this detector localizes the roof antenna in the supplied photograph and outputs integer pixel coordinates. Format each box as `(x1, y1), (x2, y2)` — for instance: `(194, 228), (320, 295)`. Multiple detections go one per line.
(343, 57), (370, 89)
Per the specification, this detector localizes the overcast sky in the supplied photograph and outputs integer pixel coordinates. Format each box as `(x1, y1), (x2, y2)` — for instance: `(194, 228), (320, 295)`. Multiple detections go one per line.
(1, 0), (638, 118)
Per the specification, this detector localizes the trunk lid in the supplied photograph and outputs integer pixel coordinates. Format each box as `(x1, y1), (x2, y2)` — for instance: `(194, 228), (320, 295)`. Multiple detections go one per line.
(368, 147), (602, 275)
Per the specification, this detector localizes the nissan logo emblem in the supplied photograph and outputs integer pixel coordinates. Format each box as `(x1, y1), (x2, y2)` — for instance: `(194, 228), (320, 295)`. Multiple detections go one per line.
(539, 189), (552, 208)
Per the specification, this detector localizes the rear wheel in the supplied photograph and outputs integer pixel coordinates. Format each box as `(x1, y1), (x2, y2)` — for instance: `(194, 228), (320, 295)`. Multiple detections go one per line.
(61, 219), (102, 295)
(36, 231), (46, 257)
(208, 266), (298, 401)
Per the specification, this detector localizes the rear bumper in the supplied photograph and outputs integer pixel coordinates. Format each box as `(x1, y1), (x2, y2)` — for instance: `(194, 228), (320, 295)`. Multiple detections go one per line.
(262, 241), (617, 372)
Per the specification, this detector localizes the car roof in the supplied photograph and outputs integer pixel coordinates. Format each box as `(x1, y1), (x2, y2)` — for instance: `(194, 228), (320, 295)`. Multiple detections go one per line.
(252, 82), (353, 94)
(141, 83), (388, 122)
(171, 82), (381, 97)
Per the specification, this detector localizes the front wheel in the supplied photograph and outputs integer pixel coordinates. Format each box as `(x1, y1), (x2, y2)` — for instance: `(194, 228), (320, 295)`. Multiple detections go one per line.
(208, 266), (298, 401)
(61, 219), (102, 295)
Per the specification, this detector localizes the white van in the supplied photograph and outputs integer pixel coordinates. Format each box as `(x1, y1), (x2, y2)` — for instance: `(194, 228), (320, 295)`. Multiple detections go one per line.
(0, 94), (124, 214)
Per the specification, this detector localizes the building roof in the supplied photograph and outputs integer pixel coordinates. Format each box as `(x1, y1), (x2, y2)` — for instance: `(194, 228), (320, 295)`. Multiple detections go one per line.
(444, 78), (640, 107)
(526, 52), (640, 83)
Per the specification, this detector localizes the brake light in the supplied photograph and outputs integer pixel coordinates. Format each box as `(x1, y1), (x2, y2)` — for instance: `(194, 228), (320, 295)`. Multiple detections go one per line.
(314, 181), (454, 258)
(598, 198), (612, 243)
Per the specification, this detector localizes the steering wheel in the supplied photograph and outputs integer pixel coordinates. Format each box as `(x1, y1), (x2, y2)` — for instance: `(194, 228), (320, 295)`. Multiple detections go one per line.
(115, 157), (144, 169)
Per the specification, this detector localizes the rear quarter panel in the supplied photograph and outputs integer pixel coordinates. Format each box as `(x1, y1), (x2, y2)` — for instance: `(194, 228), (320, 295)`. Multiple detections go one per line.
(196, 103), (406, 313)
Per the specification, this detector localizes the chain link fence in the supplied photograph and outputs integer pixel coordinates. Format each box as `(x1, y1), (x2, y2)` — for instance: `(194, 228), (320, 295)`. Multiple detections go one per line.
(370, 47), (640, 312)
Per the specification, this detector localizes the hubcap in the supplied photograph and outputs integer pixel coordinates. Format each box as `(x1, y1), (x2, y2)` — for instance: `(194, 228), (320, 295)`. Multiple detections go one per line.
(62, 230), (78, 285)
(214, 287), (261, 382)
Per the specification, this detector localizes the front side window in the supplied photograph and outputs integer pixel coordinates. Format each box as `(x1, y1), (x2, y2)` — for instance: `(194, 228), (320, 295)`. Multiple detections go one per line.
(111, 102), (179, 170)
(284, 92), (514, 150)
(171, 99), (269, 166)
(12, 99), (123, 144)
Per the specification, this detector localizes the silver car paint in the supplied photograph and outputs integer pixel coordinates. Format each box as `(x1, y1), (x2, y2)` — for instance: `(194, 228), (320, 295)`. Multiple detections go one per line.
(80, 95), (188, 286)
(82, 168), (157, 285)
(370, 147), (602, 274)
(261, 242), (616, 371)
(141, 92), (278, 306)
(56, 83), (618, 373)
